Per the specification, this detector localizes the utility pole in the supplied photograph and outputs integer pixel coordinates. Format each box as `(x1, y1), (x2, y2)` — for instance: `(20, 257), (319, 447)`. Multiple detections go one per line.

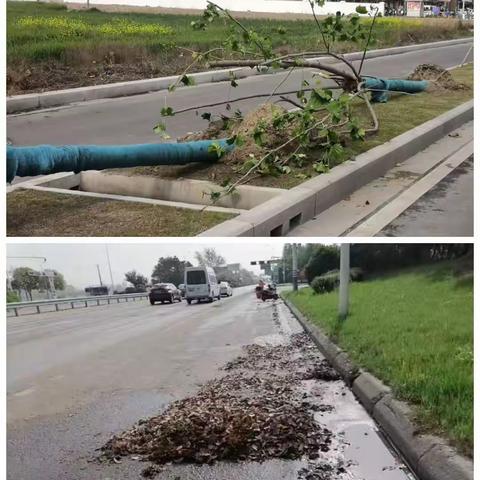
(338, 244), (350, 319)
(292, 243), (298, 292)
(105, 245), (115, 294)
(96, 264), (103, 286)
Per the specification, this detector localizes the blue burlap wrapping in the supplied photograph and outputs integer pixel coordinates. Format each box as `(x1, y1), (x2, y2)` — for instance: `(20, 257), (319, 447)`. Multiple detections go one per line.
(7, 139), (233, 183)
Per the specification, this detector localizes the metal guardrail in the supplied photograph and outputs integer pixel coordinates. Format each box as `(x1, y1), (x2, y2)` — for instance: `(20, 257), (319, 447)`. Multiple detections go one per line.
(7, 293), (149, 317)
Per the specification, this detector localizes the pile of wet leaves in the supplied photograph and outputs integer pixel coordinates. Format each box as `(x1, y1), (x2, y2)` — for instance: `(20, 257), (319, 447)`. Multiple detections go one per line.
(408, 63), (469, 90)
(224, 333), (340, 382)
(298, 461), (348, 480)
(101, 332), (339, 470)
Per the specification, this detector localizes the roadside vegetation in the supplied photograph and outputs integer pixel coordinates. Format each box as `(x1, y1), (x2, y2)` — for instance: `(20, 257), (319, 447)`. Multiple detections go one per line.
(6, 189), (234, 236)
(285, 258), (473, 456)
(7, 1), (472, 94)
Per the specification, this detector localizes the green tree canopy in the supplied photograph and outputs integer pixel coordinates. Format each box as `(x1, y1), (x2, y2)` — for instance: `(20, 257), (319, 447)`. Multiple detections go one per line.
(11, 267), (39, 300)
(194, 248), (226, 268)
(124, 270), (148, 288)
(151, 256), (193, 286)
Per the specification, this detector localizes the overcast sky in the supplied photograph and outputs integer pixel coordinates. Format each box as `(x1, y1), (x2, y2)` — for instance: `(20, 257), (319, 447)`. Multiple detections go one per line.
(6, 242), (291, 288)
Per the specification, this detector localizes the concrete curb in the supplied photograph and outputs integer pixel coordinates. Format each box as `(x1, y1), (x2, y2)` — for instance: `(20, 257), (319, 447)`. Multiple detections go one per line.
(7, 38), (472, 114)
(200, 99), (473, 236)
(282, 296), (473, 480)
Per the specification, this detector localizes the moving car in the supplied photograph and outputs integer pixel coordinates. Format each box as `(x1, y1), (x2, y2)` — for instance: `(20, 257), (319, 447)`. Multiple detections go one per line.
(178, 283), (186, 297)
(219, 281), (233, 297)
(149, 283), (182, 304)
(184, 266), (221, 304)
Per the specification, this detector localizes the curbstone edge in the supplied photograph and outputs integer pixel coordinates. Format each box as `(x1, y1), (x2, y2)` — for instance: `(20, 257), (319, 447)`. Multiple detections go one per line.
(352, 371), (391, 413)
(417, 442), (473, 480)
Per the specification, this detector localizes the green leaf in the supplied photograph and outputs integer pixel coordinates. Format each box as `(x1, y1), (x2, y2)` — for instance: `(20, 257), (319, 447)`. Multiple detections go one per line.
(281, 165), (292, 174)
(160, 106), (174, 117)
(356, 6), (368, 14)
(220, 178), (232, 187)
(180, 74), (195, 86)
(253, 130), (265, 146)
(313, 162), (329, 173)
(207, 141), (226, 159)
(168, 84), (176, 92)
(295, 173), (309, 180)
(309, 88), (333, 109)
(153, 122), (170, 139)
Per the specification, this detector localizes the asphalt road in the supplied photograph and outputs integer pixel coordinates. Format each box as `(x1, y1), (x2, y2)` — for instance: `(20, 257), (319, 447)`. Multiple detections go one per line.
(380, 156), (473, 236)
(8, 288), (413, 480)
(7, 41), (473, 146)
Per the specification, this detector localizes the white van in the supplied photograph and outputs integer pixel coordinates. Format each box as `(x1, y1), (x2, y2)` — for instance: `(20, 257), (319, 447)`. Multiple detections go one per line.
(184, 266), (221, 304)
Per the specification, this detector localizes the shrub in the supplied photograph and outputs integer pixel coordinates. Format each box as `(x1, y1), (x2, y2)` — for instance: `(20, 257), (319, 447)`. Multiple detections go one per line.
(7, 291), (20, 303)
(350, 267), (364, 281)
(311, 273), (339, 295)
(311, 267), (364, 295)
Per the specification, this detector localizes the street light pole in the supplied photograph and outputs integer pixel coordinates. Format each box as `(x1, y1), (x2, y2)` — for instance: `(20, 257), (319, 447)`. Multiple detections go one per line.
(105, 245), (115, 294)
(292, 243), (298, 292)
(338, 243), (350, 319)
(96, 264), (103, 286)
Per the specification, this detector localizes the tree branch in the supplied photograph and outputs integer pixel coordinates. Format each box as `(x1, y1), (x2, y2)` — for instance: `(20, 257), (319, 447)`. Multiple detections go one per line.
(210, 59), (357, 83)
(358, 8), (379, 76)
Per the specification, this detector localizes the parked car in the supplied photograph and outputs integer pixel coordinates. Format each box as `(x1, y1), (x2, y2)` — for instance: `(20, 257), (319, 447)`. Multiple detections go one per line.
(219, 281), (233, 297)
(178, 283), (186, 297)
(149, 283), (182, 304)
(184, 266), (221, 304)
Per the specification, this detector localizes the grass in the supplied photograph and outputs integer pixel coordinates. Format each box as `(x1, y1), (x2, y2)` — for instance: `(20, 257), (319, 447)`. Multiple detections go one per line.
(6, 189), (234, 237)
(285, 259), (473, 456)
(115, 64), (473, 190)
(7, 1), (473, 93)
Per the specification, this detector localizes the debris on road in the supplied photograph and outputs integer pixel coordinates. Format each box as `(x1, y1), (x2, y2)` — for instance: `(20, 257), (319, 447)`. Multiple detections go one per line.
(101, 332), (341, 473)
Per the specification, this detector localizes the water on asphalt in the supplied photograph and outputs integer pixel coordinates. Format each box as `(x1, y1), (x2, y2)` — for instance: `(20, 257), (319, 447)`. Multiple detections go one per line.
(8, 288), (414, 479)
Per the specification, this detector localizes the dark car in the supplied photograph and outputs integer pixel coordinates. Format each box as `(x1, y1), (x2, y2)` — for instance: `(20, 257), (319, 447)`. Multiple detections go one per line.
(149, 283), (182, 305)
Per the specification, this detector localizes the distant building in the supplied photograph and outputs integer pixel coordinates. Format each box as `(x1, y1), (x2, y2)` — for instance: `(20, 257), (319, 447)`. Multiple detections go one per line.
(60, 0), (386, 16)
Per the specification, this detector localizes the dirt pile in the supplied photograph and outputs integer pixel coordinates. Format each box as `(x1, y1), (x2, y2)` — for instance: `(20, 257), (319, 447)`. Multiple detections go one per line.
(181, 103), (299, 165)
(101, 333), (336, 467)
(408, 64), (469, 91)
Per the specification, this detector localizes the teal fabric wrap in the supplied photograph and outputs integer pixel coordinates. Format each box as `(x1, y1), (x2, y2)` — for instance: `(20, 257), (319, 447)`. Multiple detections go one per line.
(362, 77), (429, 103)
(6, 139), (233, 183)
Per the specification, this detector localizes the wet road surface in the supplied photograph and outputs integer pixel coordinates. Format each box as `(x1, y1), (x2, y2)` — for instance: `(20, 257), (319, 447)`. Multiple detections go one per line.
(8, 287), (414, 480)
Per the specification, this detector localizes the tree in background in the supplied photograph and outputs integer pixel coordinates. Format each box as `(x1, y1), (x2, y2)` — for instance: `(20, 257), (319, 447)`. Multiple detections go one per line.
(10, 267), (67, 300)
(38, 270), (66, 292)
(304, 245), (340, 283)
(11, 267), (40, 300)
(194, 248), (226, 268)
(299, 243), (472, 284)
(279, 244), (318, 283)
(151, 256), (193, 286)
(124, 270), (148, 289)
(350, 244), (472, 274)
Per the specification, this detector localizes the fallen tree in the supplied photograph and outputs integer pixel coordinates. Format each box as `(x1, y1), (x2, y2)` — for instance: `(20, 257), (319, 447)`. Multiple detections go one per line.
(156, 1), (428, 202)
